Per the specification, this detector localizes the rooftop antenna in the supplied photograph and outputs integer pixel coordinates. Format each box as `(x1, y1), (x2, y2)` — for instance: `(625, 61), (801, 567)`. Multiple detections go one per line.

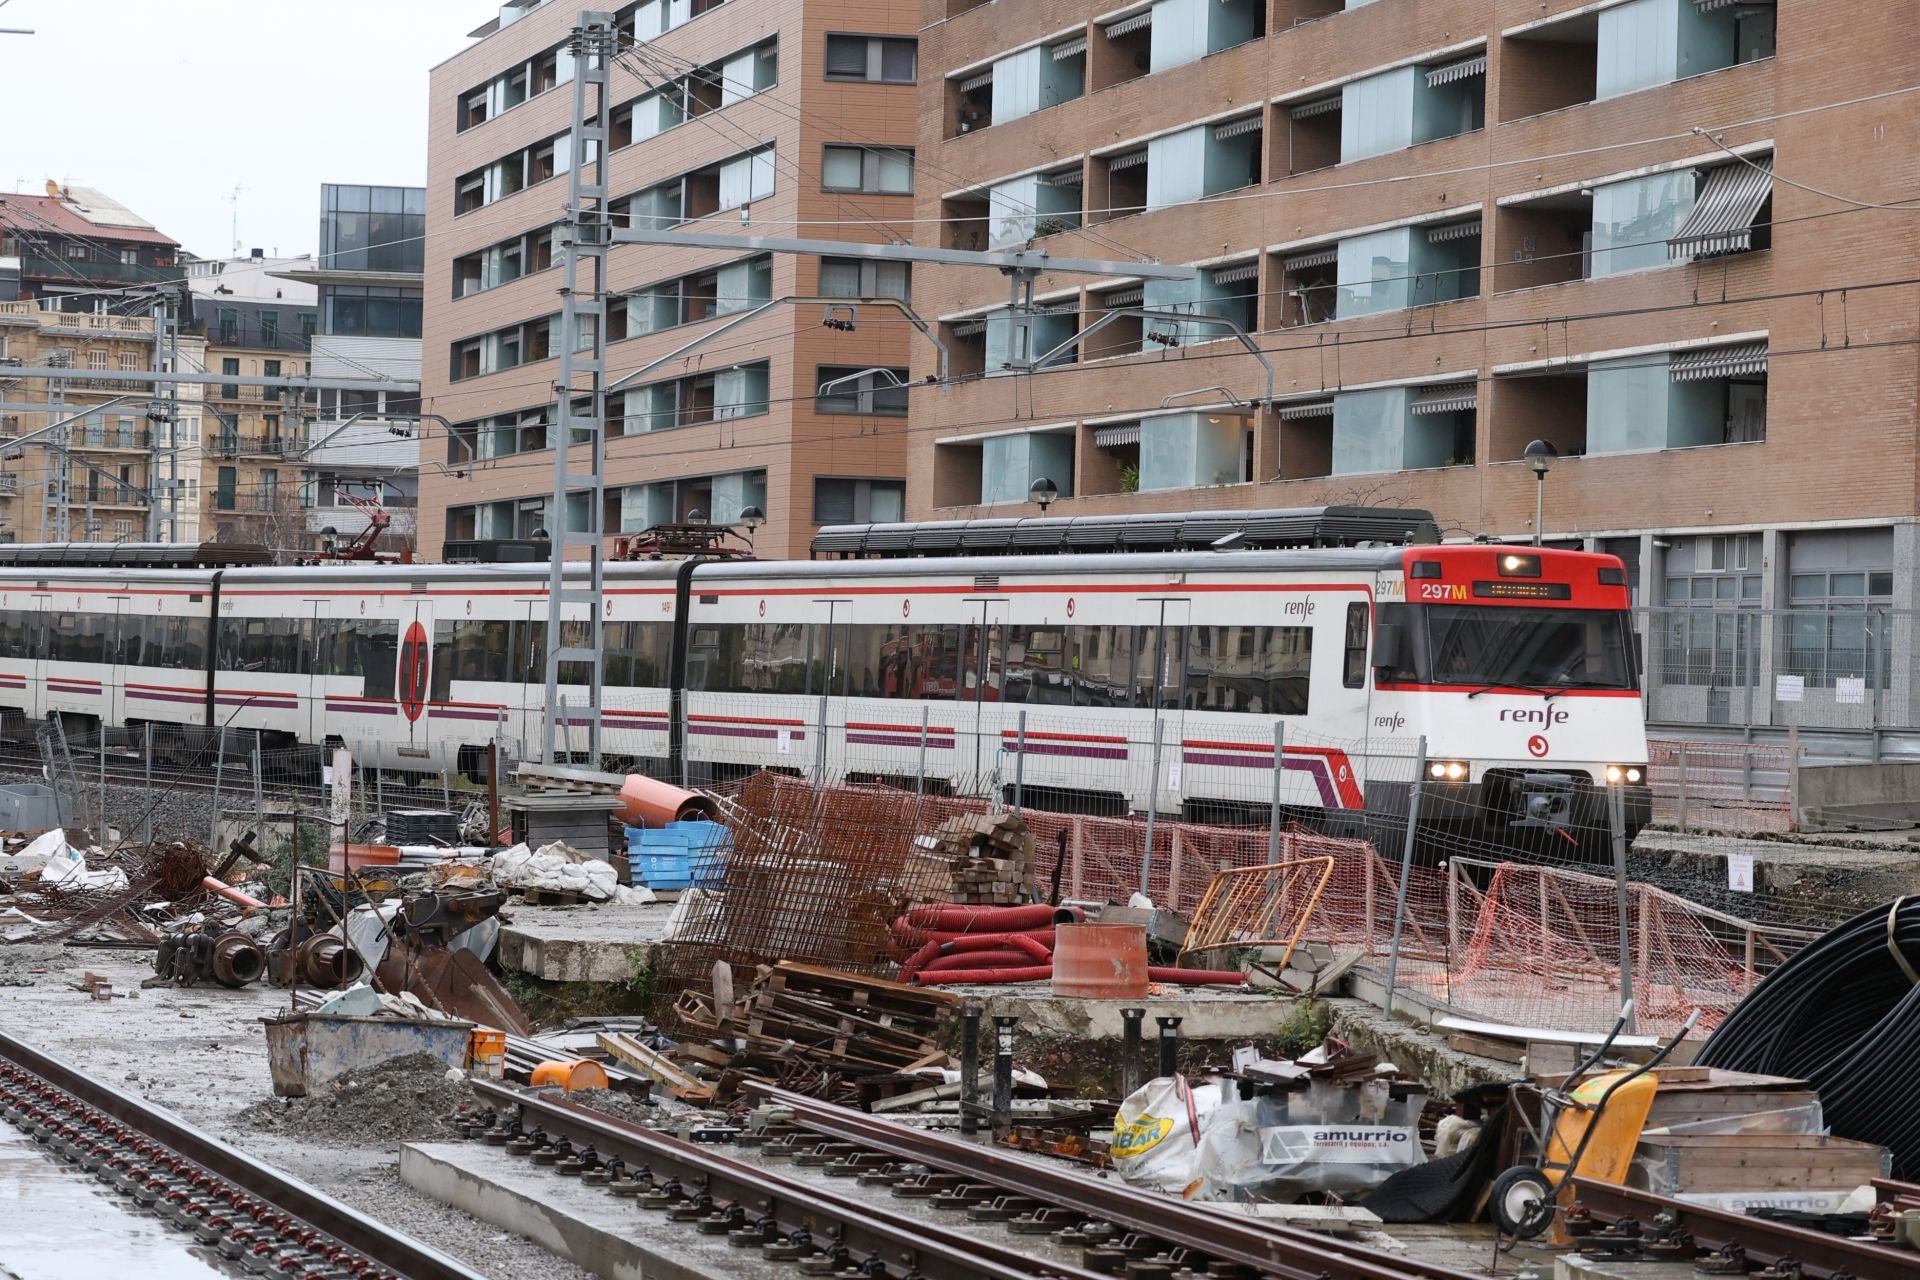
(224, 185), (247, 255)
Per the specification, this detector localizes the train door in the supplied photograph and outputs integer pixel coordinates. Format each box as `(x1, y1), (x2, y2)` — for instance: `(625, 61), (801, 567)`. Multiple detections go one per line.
(106, 593), (132, 737)
(396, 598), (434, 759)
(1145, 599), (1190, 814)
(811, 599), (853, 778)
(962, 598), (1009, 792)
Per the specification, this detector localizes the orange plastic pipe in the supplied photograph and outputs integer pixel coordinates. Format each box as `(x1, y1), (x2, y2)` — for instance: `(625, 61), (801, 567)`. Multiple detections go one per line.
(203, 875), (266, 910)
(530, 1059), (611, 1091)
(617, 774), (717, 828)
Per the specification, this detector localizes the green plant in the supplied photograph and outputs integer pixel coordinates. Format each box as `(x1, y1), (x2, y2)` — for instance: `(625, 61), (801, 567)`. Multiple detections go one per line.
(1270, 998), (1333, 1058)
(1116, 460), (1141, 494)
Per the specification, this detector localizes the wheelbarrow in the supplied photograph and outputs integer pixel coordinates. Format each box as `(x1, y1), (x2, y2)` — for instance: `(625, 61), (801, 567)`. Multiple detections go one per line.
(1488, 1000), (1703, 1239)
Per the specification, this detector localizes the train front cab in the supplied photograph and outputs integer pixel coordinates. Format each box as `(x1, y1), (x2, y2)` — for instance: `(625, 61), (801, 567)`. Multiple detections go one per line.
(1371, 546), (1653, 851)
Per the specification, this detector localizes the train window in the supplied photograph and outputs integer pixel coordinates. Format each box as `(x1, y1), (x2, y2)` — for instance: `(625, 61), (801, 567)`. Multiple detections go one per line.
(1343, 602), (1368, 689)
(555, 621), (596, 687)
(219, 618), (309, 674)
(604, 622), (669, 687)
(841, 624), (894, 699)
(998, 626), (1074, 706)
(321, 620), (399, 698)
(452, 620), (516, 685)
(1131, 626), (1184, 710)
(1069, 626), (1133, 708)
(133, 616), (208, 670)
(1183, 626), (1313, 714)
(49, 613), (114, 665)
(0, 610), (39, 660)
(864, 624), (960, 700)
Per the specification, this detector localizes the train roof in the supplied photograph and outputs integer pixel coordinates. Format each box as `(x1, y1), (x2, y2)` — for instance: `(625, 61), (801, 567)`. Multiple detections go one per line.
(810, 506), (1440, 558)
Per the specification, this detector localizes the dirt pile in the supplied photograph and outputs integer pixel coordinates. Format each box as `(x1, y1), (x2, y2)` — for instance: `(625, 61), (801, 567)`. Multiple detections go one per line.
(237, 1052), (472, 1143)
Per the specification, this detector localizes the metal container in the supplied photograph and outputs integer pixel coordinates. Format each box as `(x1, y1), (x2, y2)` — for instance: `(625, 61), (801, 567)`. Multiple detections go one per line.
(1051, 922), (1150, 999)
(262, 1012), (474, 1098)
(0, 784), (60, 833)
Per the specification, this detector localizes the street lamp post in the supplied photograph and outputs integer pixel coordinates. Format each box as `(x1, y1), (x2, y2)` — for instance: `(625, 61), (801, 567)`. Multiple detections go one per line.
(1524, 439), (1557, 547)
(1028, 477), (1059, 514)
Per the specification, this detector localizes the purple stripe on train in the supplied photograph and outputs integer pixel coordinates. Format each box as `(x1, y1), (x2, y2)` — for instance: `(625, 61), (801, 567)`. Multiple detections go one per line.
(1003, 740), (1129, 761)
(846, 733), (956, 749)
(1182, 750), (1340, 809)
(690, 724), (805, 742)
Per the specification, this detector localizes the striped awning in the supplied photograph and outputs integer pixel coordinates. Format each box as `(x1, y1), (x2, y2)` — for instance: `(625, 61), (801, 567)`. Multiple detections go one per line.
(1276, 399), (1334, 420)
(957, 69), (993, 93)
(1043, 169), (1084, 187)
(1694, 0), (1771, 10)
(1425, 54), (1487, 87)
(1210, 261), (1259, 286)
(951, 318), (990, 337)
(1102, 9), (1153, 37)
(1093, 423), (1141, 447)
(1670, 341), (1768, 382)
(1107, 149), (1148, 172)
(1103, 286), (1144, 307)
(1410, 382), (1478, 415)
(1426, 218), (1482, 244)
(1290, 95), (1342, 120)
(1214, 114), (1264, 141)
(1283, 245), (1338, 271)
(1053, 36), (1088, 60)
(1670, 156), (1773, 259)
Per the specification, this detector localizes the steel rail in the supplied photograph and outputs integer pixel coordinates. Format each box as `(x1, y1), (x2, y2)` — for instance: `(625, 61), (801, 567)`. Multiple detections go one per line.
(749, 1084), (1482, 1280)
(0, 1027), (485, 1280)
(1570, 1178), (1916, 1280)
(471, 1079), (1097, 1280)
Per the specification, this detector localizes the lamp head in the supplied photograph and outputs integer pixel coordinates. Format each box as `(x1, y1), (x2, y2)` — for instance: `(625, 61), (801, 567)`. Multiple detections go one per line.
(1028, 476), (1059, 513)
(1524, 438), (1558, 477)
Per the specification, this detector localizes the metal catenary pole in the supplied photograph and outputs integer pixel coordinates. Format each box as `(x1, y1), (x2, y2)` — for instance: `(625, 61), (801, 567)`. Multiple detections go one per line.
(1608, 780), (1637, 1033)
(1383, 735), (1428, 1017)
(541, 11), (617, 768)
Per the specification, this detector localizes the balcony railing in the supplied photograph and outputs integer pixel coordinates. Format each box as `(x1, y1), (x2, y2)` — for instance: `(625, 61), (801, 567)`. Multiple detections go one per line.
(213, 434), (301, 458)
(19, 255), (184, 286)
(79, 485), (148, 507)
(76, 429), (153, 451)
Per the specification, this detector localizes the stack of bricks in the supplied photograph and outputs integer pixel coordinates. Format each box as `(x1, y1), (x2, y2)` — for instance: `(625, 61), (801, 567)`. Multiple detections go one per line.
(925, 812), (1036, 905)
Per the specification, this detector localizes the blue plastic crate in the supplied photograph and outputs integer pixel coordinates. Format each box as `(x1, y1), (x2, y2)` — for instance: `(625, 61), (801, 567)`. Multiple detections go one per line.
(625, 820), (729, 890)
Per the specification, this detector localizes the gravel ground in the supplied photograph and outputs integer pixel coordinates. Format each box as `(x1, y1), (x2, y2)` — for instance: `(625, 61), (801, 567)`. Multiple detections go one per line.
(236, 1052), (476, 1144)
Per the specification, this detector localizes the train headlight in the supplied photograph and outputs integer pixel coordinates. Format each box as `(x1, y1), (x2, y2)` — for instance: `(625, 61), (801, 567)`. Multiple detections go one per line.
(1428, 760), (1469, 782)
(1605, 764), (1645, 785)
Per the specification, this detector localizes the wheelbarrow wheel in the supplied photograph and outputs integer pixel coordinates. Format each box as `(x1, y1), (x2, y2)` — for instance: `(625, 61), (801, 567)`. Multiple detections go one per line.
(1490, 1166), (1557, 1239)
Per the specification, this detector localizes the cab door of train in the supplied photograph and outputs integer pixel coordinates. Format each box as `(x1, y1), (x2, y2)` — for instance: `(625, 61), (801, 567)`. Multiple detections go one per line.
(394, 596), (434, 763)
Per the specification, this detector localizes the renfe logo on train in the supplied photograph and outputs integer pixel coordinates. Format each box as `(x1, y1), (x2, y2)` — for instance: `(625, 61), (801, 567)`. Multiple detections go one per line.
(1498, 707), (1571, 726)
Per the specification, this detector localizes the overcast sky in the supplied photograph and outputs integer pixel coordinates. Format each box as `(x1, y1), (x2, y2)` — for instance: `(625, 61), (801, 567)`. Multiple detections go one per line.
(0, 0), (471, 260)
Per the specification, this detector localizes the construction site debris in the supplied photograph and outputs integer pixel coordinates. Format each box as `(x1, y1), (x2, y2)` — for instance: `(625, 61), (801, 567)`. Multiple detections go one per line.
(239, 1051), (474, 1142)
(492, 841), (619, 902)
(920, 811), (1038, 904)
(672, 960), (959, 1105)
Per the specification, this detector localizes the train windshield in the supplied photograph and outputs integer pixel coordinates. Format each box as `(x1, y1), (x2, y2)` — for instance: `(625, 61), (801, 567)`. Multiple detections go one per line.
(1418, 605), (1636, 690)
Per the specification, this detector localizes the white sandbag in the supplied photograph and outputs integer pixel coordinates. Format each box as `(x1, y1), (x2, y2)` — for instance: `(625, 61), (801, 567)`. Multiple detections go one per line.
(1112, 1076), (1222, 1194)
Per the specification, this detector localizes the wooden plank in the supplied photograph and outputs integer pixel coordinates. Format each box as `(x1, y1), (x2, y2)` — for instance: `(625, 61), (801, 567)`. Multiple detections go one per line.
(1447, 1032), (1528, 1065)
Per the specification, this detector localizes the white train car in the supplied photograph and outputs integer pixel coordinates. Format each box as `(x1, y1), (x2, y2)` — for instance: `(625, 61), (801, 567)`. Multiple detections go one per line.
(0, 516), (1651, 839)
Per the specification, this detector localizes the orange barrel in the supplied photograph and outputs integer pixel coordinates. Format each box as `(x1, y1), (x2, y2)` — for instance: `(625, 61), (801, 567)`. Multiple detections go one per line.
(1050, 922), (1150, 999)
(530, 1058), (611, 1091)
(617, 774), (718, 829)
(468, 1028), (507, 1080)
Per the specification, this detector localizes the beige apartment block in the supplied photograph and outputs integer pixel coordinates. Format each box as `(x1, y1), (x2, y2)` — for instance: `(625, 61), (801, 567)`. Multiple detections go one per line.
(419, 0), (922, 560)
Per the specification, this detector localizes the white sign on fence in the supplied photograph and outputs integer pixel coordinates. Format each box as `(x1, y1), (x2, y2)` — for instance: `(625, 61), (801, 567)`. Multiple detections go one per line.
(1835, 676), (1866, 705)
(328, 748), (352, 827)
(1775, 675), (1805, 703)
(1727, 853), (1755, 892)
(1167, 761), (1182, 792)
(776, 729), (792, 754)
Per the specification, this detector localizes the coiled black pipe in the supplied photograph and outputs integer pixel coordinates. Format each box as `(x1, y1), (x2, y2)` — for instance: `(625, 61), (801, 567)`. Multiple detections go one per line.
(1696, 897), (1920, 1177)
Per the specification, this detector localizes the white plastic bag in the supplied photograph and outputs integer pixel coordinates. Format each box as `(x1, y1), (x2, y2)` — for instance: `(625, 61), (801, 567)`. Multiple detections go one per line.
(1112, 1076), (1222, 1193)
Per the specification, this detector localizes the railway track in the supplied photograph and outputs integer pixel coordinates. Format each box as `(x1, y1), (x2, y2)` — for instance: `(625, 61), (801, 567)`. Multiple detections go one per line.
(468, 1077), (1481, 1280)
(0, 1028), (485, 1280)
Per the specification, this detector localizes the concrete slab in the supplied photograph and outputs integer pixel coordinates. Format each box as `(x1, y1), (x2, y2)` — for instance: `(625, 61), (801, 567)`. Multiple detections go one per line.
(402, 1141), (784, 1280)
(1327, 999), (1516, 1097)
(497, 903), (677, 984)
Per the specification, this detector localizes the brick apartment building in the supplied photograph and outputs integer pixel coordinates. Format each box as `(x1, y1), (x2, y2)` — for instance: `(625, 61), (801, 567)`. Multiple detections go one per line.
(418, 0), (920, 560)
(911, 0), (1920, 729)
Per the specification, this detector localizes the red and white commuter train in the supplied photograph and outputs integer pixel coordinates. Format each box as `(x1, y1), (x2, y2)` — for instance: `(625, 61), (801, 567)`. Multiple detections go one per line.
(0, 517), (1651, 840)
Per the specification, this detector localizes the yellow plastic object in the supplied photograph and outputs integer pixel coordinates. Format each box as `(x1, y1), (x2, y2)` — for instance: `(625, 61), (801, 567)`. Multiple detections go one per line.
(1547, 1070), (1658, 1242)
(530, 1058), (611, 1091)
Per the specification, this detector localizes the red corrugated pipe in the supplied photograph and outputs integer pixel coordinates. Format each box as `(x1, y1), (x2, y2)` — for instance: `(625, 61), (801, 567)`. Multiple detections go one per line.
(918, 950), (1038, 973)
(904, 903), (1083, 933)
(899, 930), (1055, 979)
(912, 965), (1054, 986)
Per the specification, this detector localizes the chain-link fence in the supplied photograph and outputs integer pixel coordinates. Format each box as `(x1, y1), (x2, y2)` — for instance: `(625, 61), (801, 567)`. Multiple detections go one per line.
(1640, 605), (1918, 734)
